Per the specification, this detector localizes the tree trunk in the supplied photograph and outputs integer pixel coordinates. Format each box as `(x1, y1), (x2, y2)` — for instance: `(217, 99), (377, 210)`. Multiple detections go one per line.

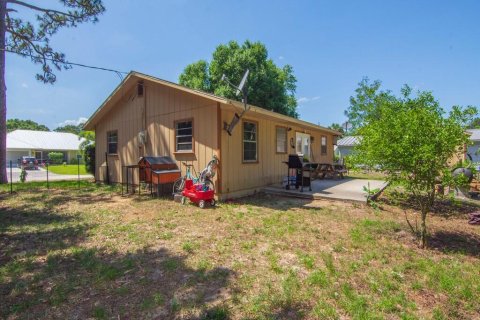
(420, 209), (427, 248)
(0, 0), (6, 183)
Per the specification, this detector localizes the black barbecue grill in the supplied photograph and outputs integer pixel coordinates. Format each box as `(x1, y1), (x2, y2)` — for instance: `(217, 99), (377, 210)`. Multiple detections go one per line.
(283, 154), (312, 192)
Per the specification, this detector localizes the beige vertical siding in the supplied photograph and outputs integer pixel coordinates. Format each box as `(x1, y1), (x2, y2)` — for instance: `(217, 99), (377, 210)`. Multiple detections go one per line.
(94, 81), (219, 185)
(220, 107), (336, 197)
(93, 79), (336, 199)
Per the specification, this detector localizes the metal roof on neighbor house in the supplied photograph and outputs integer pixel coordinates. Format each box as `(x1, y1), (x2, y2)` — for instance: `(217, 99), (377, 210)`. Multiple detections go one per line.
(337, 136), (360, 147)
(466, 129), (480, 141)
(7, 130), (84, 151)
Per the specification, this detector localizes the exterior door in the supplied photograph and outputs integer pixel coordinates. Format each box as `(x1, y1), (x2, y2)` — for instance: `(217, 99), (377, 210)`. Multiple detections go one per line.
(295, 133), (310, 160)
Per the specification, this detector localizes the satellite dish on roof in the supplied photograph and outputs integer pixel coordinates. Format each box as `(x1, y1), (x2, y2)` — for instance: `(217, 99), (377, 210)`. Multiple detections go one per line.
(236, 69), (249, 97)
(221, 69), (250, 135)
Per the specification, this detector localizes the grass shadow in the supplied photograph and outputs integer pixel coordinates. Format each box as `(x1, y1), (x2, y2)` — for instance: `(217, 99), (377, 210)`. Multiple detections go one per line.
(1, 198), (234, 319)
(428, 230), (480, 257)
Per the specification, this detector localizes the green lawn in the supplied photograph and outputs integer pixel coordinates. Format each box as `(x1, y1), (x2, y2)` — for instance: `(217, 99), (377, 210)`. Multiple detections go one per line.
(0, 183), (479, 319)
(47, 164), (89, 175)
(346, 169), (387, 181)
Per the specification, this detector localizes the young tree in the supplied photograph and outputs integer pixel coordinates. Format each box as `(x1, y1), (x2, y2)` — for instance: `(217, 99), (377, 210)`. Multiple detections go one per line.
(179, 40), (298, 118)
(0, 0), (105, 183)
(348, 82), (476, 247)
(7, 118), (49, 132)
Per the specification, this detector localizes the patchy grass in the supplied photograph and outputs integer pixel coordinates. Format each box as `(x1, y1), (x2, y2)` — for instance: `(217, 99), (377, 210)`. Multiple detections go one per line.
(47, 164), (89, 175)
(347, 169), (387, 180)
(0, 183), (479, 319)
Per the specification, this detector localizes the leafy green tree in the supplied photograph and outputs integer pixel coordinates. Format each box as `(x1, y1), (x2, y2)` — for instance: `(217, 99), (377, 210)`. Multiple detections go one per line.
(54, 123), (84, 135)
(179, 60), (210, 91)
(7, 118), (49, 132)
(78, 130), (95, 174)
(0, 0), (105, 183)
(179, 40), (298, 118)
(467, 117), (480, 129)
(328, 123), (345, 135)
(349, 82), (476, 247)
(344, 78), (396, 132)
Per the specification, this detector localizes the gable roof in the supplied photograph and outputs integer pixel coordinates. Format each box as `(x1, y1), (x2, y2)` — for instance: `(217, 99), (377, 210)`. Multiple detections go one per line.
(337, 136), (360, 147)
(7, 130), (83, 151)
(84, 71), (341, 135)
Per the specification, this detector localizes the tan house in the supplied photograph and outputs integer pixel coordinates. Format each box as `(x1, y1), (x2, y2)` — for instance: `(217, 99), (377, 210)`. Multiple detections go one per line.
(84, 71), (340, 199)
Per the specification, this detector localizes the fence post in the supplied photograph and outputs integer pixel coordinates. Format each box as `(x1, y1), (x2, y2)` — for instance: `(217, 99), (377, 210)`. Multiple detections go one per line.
(77, 155), (80, 189)
(9, 160), (12, 194)
(46, 161), (49, 189)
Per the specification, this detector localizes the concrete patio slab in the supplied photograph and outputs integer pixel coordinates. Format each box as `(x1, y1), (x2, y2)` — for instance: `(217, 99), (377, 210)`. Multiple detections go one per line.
(263, 178), (388, 202)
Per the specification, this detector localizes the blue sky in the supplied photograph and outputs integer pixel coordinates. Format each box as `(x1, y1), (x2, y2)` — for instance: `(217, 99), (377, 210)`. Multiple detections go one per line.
(6, 0), (480, 129)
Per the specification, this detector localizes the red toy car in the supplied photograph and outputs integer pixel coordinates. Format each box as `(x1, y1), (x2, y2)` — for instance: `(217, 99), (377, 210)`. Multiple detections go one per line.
(181, 179), (215, 208)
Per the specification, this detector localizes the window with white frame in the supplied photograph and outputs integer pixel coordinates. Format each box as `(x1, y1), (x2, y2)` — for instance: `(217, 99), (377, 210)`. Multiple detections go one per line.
(296, 132), (310, 159)
(243, 121), (257, 162)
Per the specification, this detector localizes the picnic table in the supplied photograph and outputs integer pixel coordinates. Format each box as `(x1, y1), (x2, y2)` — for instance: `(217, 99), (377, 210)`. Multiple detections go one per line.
(311, 163), (347, 180)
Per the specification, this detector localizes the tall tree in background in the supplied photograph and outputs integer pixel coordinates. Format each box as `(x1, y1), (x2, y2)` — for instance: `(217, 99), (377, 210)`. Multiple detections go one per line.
(328, 123), (345, 135)
(0, 0), (105, 183)
(54, 123), (84, 135)
(344, 78), (397, 132)
(179, 40), (298, 118)
(7, 118), (49, 132)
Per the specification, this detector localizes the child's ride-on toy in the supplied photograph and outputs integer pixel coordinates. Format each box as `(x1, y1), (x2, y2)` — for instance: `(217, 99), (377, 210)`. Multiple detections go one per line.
(176, 155), (219, 208)
(181, 179), (215, 208)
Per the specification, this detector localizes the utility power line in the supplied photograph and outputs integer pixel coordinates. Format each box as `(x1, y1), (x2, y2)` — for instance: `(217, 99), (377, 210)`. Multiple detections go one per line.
(2, 48), (128, 80)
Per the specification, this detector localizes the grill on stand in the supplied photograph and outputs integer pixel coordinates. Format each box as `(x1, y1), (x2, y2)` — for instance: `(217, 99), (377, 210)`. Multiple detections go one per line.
(283, 154), (312, 192)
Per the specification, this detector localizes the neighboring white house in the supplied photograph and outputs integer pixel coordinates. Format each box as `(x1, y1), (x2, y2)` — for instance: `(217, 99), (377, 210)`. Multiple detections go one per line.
(466, 129), (480, 163)
(335, 136), (360, 160)
(6, 130), (83, 165)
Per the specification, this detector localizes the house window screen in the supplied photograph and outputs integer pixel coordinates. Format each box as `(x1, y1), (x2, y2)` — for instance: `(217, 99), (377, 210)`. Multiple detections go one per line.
(107, 130), (118, 154)
(321, 136), (327, 155)
(276, 127), (287, 153)
(243, 121), (257, 162)
(175, 120), (193, 151)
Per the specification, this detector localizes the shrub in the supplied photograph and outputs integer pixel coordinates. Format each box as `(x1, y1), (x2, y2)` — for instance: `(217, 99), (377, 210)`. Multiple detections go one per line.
(48, 152), (64, 164)
(69, 157), (84, 165)
(84, 144), (95, 175)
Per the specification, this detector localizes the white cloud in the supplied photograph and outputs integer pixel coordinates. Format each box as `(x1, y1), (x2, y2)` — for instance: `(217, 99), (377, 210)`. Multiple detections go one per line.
(57, 116), (88, 127)
(297, 96), (320, 104)
(21, 83), (28, 88)
(278, 56), (284, 60)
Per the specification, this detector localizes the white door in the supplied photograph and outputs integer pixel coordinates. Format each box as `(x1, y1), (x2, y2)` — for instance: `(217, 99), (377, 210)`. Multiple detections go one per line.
(295, 133), (310, 160)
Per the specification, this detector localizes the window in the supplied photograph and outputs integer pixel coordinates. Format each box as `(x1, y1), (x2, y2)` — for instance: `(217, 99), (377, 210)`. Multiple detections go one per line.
(321, 135), (327, 155)
(276, 127), (287, 153)
(243, 121), (257, 162)
(175, 120), (193, 151)
(295, 132), (310, 159)
(107, 130), (118, 154)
